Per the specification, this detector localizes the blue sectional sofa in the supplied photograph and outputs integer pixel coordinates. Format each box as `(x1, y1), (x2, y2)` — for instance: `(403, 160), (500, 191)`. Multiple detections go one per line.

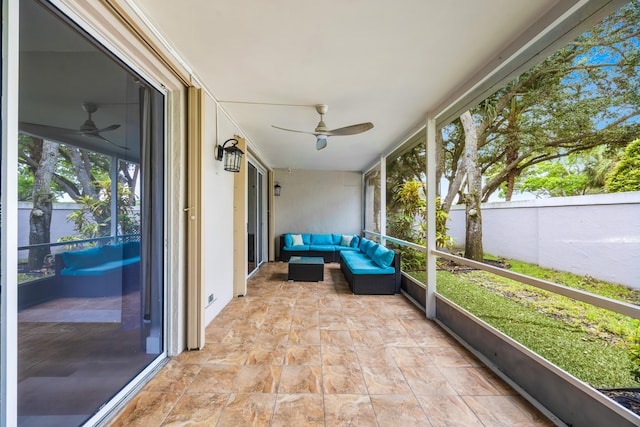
(279, 233), (361, 263)
(54, 241), (141, 297)
(340, 237), (401, 295)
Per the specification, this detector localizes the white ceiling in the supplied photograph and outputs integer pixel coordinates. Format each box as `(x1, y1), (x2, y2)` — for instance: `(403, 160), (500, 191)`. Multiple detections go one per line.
(131, 0), (567, 171)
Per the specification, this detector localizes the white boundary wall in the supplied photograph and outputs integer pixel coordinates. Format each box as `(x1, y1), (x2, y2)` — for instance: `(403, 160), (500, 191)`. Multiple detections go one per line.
(447, 192), (640, 289)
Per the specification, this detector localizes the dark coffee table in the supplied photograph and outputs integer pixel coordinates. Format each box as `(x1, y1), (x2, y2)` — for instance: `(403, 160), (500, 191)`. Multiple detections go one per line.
(287, 256), (324, 281)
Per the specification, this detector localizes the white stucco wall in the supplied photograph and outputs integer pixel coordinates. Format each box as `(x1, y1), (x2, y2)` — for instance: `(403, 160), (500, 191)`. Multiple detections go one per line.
(447, 192), (640, 289)
(273, 168), (362, 256)
(202, 95), (238, 325)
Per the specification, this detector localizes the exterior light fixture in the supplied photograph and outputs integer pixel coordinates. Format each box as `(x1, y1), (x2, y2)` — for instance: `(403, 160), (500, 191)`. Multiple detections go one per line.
(216, 138), (244, 172)
(274, 182), (281, 196)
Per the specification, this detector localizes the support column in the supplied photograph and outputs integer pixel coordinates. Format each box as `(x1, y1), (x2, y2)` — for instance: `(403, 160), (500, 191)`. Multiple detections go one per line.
(425, 113), (437, 319)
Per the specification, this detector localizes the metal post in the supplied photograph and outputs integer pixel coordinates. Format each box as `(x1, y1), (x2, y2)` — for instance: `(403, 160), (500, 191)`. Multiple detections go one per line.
(425, 113), (437, 319)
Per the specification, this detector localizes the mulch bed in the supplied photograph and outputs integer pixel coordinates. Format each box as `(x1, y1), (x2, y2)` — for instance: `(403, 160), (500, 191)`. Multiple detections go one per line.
(598, 388), (640, 417)
(436, 256), (510, 273)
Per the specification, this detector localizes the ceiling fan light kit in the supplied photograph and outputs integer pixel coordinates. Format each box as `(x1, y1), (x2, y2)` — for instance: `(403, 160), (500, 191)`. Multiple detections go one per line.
(272, 104), (373, 150)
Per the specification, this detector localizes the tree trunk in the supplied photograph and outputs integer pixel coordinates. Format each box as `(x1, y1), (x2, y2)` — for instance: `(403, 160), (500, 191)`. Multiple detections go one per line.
(504, 144), (519, 201)
(460, 111), (484, 262)
(28, 139), (58, 271)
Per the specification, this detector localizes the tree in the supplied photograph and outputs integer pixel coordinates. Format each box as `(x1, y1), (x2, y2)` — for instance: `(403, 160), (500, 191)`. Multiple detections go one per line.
(439, 1), (639, 258)
(26, 137), (59, 270)
(606, 138), (640, 192)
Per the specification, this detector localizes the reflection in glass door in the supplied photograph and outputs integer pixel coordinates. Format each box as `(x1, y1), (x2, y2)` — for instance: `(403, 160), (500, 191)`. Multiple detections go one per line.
(247, 162), (266, 276)
(16, 1), (165, 425)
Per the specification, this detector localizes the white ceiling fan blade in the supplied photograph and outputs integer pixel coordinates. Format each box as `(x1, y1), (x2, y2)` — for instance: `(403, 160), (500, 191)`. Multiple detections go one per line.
(86, 132), (129, 150)
(19, 121), (130, 155)
(271, 125), (317, 135)
(325, 122), (374, 136)
(316, 137), (328, 150)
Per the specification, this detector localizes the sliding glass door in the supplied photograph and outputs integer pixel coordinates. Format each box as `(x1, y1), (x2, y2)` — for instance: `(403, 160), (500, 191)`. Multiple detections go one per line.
(247, 161), (266, 276)
(15, 1), (166, 424)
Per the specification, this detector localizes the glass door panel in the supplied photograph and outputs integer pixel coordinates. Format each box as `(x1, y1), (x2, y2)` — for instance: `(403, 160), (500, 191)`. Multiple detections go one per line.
(16, 1), (165, 424)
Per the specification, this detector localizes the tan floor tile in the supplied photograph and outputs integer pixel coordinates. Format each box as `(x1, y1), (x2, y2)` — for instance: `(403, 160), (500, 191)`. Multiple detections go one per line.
(401, 366), (458, 396)
(288, 329), (321, 345)
(108, 391), (181, 427)
(416, 395), (484, 427)
(254, 330), (290, 346)
(464, 395), (554, 426)
(378, 329), (419, 347)
(321, 345), (359, 366)
(320, 329), (353, 346)
(279, 365), (323, 393)
(361, 365), (412, 394)
(216, 393), (276, 427)
(246, 343), (286, 365)
(234, 365), (281, 393)
(113, 262), (554, 426)
(370, 394), (430, 426)
(285, 345), (321, 365)
(355, 345), (396, 367)
(323, 365), (367, 394)
(388, 346), (434, 368)
(439, 367), (501, 396)
(207, 342), (252, 365)
(143, 360), (201, 393)
(271, 394), (324, 426)
(160, 393), (228, 426)
(425, 346), (475, 367)
(324, 394), (377, 427)
(187, 365), (240, 393)
(350, 330), (385, 346)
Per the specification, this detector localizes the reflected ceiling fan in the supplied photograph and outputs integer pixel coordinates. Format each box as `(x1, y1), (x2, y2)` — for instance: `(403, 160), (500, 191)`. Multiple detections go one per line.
(20, 102), (126, 150)
(272, 104), (373, 150)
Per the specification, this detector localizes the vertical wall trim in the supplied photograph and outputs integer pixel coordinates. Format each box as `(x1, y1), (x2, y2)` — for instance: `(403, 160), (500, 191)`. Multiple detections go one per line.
(233, 136), (248, 296)
(268, 170), (275, 262)
(379, 156), (386, 244)
(425, 113), (437, 318)
(186, 87), (204, 349)
(2, 0), (19, 423)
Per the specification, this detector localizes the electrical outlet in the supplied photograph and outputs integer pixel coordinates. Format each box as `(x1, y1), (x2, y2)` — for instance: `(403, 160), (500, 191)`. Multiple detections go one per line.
(208, 293), (215, 304)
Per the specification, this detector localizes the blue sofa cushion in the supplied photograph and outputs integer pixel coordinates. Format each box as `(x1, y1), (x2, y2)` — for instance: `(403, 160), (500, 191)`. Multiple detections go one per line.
(61, 246), (105, 270)
(335, 245), (359, 253)
(282, 245), (310, 251)
(122, 241), (140, 259)
(311, 234), (334, 245)
(301, 234), (312, 245)
(309, 244), (334, 252)
(340, 251), (395, 275)
(61, 256), (140, 276)
(372, 245), (395, 268)
(332, 234), (342, 244)
(365, 242), (379, 259)
(359, 238), (371, 253)
(351, 236), (360, 248)
(284, 233), (293, 247)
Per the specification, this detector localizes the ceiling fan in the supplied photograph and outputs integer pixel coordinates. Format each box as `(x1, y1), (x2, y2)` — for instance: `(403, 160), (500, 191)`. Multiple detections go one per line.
(272, 104), (373, 150)
(20, 102), (126, 150)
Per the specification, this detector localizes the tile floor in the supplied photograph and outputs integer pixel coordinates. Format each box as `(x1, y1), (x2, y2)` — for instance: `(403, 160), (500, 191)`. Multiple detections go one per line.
(109, 262), (554, 426)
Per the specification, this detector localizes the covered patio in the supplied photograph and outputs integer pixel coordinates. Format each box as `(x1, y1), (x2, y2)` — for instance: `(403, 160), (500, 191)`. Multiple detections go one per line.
(109, 262), (553, 426)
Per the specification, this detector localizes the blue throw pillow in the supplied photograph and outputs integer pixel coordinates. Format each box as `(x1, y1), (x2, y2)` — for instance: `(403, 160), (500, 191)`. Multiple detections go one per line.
(366, 242), (379, 259)
(311, 234), (333, 245)
(301, 234), (312, 245)
(359, 237), (370, 253)
(372, 245), (395, 268)
(332, 234), (342, 245)
(284, 234), (293, 247)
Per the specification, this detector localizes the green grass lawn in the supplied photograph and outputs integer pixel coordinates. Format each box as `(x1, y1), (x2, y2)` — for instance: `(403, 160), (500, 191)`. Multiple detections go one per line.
(408, 260), (640, 388)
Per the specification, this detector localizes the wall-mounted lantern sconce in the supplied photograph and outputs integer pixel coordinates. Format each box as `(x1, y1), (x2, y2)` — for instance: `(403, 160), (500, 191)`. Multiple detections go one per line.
(274, 182), (282, 196)
(215, 138), (244, 172)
